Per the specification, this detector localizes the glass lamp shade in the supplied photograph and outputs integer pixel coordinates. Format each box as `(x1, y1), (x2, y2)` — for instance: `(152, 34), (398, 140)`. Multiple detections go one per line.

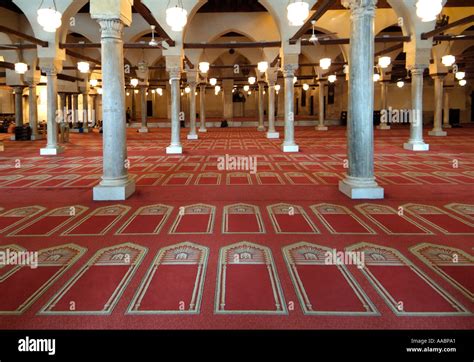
(209, 78), (217, 86)
(130, 78), (139, 87)
(302, 83), (310, 91)
(37, 8), (62, 32)
(258, 61), (268, 73)
(89, 79), (98, 88)
(397, 80), (405, 88)
(248, 76), (256, 85)
(77, 61), (90, 73)
(185, 86), (191, 94)
(459, 79), (467, 86)
(378, 56), (391, 69)
(243, 85), (250, 92)
(319, 58), (331, 70)
(199, 62), (210, 74)
(373, 73), (380, 82)
(157, 88), (163, 96)
(14, 62), (28, 74)
(287, 1), (309, 26)
(215, 85), (221, 93)
(455, 71), (465, 80)
(328, 75), (337, 83)
(166, 5), (188, 32)
(441, 55), (456, 67)
(275, 84), (281, 91)
(97, 88), (103, 95)
(416, 0), (443, 22)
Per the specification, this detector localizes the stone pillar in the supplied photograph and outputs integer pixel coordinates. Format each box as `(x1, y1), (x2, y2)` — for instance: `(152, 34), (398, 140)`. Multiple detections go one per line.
(82, 92), (90, 132)
(266, 79), (279, 138)
(131, 88), (137, 123)
(317, 80), (328, 131)
(72, 93), (79, 128)
(282, 64), (299, 152)
(377, 81), (390, 130)
(90, 94), (97, 128)
(187, 81), (198, 140)
(40, 66), (63, 155)
(139, 86), (148, 133)
(222, 79), (233, 125)
(339, 0), (383, 199)
(11, 86), (24, 140)
(429, 75), (447, 136)
(443, 88), (451, 128)
(58, 93), (68, 143)
(92, 18), (135, 201)
(166, 68), (183, 154)
(403, 66), (429, 151)
(199, 84), (207, 132)
(27, 83), (41, 140)
(257, 81), (266, 131)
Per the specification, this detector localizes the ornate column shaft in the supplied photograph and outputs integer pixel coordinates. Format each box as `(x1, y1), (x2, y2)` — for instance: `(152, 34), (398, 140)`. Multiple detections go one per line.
(187, 81), (198, 139)
(93, 18), (135, 200)
(403, 66), (429, 150)
(166, 67), (183, 154)
(339, 0), (383, 199)
(139, 86), (148, 133)
(199, 84), (207, 132)
(443, 88), (451, 128)
(317, 80), (328, 131)
(429, 75), (447, 136)
(40, 66), (63, 155)
(257, 81), (266, 131)
(282, 64), (299, 152)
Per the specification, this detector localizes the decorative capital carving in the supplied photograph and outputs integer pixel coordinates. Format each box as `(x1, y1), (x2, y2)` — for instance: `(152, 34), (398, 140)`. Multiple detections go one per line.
(97, 19), (124, 40)
(342, 0), (377, 17)
(282, 64), (298, 78)
(168, 67), (181, 81)
(41, 65), (57, 76)
(408, 65), (426, 75)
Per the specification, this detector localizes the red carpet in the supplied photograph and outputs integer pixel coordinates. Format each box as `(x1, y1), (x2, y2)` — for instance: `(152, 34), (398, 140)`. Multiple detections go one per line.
(0, 126), (473, 329)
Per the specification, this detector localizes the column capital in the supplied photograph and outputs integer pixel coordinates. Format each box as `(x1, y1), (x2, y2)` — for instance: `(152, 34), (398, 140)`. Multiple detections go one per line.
(409, 66), (426, 76)
(13, 86), (25, 94)
(342, 0), (377, 14)
(431, 73), (447, 80)
(41, 64), (58, 76)
(97, 18), (125, 39)
(168, 67), (181, 80)
(282, 64), (298, 78)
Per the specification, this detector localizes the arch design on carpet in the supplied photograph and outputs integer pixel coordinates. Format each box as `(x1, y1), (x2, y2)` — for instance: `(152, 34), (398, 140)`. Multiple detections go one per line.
(255, 172), (284, 185)
(40, 243), (147, 315)
(169, 204), (215, 234)
(195, 172), (221, 185)
(433, 171), (474, 184)
(222, 203), (265, 234)
(284, 172), (317, 185)
(311, 203), (376, 234)
(346, 242), (470, 316)
(64, 174), (101, 188)
(115, 204), (173, 235)
(267, 203), (319, 234)
(402, 203), (474, 235)
(444, 203), (474, 222)
(128, 242), (208, 314)
(162, 173), (193, 186)
(7, 205), (88, 237)
(61, 204), (131, 236)
(226, 172), (252, 185)
(355, 204), (433, 235)
(135, 173), (165, 186)
(282, 242), (378, 316)
(410, 243), (473, 302)
(0, 243), (86, 315)
(0, 206), (45, 234)
(215, 241), (286, 315)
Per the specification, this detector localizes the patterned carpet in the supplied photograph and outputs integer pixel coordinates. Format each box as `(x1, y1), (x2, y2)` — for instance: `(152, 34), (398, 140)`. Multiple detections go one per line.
(0, 125), (472, 329)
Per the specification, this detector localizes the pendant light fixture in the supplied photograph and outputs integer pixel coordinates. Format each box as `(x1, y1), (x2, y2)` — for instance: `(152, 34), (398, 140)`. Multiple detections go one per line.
(37, 0), (62, 32)
(199, 61), (210, 74)
(258, 61), (269, 73)
(149, 25), (159, 47)
(287, 0), (309, 26)
(441, 54), (456, 67)
(378, 56), (391, 69)
(397, 80), (405, 88)
(14, 62), (28, 74)
(293, 76), (297, 84)
(416, 0), (443, 22)
(209, 78), (217, 86)
(130, 78), (139, 88)
(166, 0), (188, 32)
(459, 79), (467, 86)
(373, 73), (380, 82)
(248, 76), (256, 85)
(302, 83), (310, 91)
(455, 71), (465, 80)
(243, 85), (250, 92)
(77, 61), (90, 74)
(90, 79), (98, 88)
(319, 58), (331, 70)
(328, 74), (337, 83)
(185, 86), (191, 94)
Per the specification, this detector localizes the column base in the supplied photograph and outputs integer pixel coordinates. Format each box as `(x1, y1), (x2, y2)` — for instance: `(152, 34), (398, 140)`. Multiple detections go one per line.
(339, 179), (384, 199)
(316, 125), (328, 131)
(40, 146), (64, 156)
(187, 134), (198, 140)
(31, 135), (44, 141)
(266, 131), (280, 139)
(428, 129), (447, 137)
(166, 145), (183, 154)
(282, 144), (299, 153)
(377, 124), (391, 130)
(93, 179), (135, 201)
(403, 141), (429, 151)
(443, 124), (452, 129)
(138, 127), (149, 133)
(198, 128), (207, 133)
(257, 126), (266, 131)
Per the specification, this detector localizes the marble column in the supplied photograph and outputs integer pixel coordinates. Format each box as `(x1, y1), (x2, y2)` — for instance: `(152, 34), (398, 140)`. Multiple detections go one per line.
(339, 0), (383, 199)
(199, 84), (207, 132)
(90, 94), (97, 128)
(377, 81), (390, 130)
(257, 81), (266, 131)
(139, 86), (148, 133)
(11, 87), (24, 140)
(131, 88), (137, 123)
(72, 93), (79, 128)
(187, 81), (198, 140)
(429, 75), (447, 136)
(82, 92), (90, 132)
(403, 66), (429, 151)
(266, 80), (279, 138)
(317, 80), (328, 131)
(40, 66), (63, 155)
(282, 64), (299, 152)
(166, 68), (183, 154)
(27, 83), (41, 140)
(93, 18), (135, 201)
(58, 93), (68, 143)
(443, 88), (451, 128)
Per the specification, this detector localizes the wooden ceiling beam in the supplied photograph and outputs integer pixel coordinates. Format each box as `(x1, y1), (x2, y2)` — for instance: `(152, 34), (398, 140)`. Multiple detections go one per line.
(421, 15), (474, 39)
(0, 25), (48, 47)
(65, 49), (101, 65)
(133, 0), (175, 47)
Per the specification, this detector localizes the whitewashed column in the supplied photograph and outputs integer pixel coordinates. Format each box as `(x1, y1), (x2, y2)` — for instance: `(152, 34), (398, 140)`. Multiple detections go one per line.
(282, 64), (299, 152)
(82, 92), (90, 132)
(317, 80), (328, 131)
(429, 74), (447, 136)
(40, 65), (63, 155)
(199, 84), (207, 132)
(27, 83), (41, 140)
(339, 0), (383, 199)
(72, 93), (79, 127)
(257, 81), (266, 131)
(266, 79), (279, 138)
(403, 66), (429, 151)
(443, 88), (451, 128)
(377, 81), (390, 129)
(166, 67), (182, 154)
(92, 18), (135, 201)
(187, 81), (198, 139)
(139, 86), (148, 133)
(11, 86), (24, 141)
